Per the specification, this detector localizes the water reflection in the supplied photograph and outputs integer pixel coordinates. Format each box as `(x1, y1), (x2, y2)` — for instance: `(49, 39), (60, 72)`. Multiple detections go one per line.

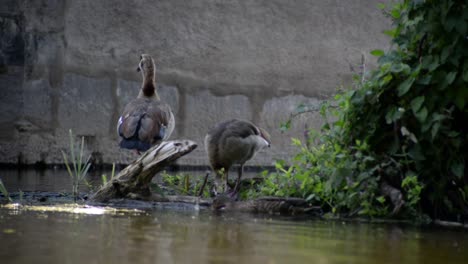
(1, 169), (468, 263)
(0, 167), (263, 193)
(1, 168), (88, 192)
(0, 207), (467, 264)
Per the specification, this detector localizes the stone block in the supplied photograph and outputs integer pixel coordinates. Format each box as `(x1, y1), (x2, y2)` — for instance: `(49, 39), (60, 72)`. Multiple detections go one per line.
(58, 73), (113, 136)
(0, 67), (23, 126)
(21, 79), (53, 127)
(256, 95), (324, 163)
(177, 89), (253, 165)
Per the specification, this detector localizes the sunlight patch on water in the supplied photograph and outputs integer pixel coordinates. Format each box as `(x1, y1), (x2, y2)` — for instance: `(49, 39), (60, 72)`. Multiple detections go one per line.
(1, 203), (145, 215)
(71, 206), (108, 215)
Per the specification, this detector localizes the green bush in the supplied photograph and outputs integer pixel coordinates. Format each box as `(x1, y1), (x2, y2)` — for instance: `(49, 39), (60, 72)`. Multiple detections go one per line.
(257, 0), (468, 220)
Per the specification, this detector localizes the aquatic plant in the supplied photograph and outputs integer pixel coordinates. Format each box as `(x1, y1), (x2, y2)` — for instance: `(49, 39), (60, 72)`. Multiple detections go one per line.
(101, 163), (116, 186)
(0, 178), (12, 203)
(257, 0), (468, 220)
(160, 171), (211, 197)
(61, 129), (91, 201)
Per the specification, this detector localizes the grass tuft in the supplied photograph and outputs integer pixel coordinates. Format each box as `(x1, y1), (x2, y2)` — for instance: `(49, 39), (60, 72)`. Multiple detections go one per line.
(61, 129), (91, 202)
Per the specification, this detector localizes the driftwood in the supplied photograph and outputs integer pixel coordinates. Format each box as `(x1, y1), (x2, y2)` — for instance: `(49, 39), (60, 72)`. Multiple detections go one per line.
(91, 140), (197, 202)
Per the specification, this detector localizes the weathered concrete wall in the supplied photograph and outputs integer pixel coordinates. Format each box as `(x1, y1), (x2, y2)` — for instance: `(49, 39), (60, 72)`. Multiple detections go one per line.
(0, 0), (391, 166)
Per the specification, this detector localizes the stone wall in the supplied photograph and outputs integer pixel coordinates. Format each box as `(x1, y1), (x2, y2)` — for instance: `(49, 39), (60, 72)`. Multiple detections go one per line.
(0, 0), (391, 166)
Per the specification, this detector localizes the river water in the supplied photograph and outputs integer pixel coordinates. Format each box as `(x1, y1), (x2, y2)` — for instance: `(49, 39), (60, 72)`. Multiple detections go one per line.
(0, 169), (467, 263)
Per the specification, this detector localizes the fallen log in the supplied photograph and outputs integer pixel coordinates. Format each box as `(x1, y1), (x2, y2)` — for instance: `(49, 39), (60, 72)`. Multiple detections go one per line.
(90, 140), (197, 202)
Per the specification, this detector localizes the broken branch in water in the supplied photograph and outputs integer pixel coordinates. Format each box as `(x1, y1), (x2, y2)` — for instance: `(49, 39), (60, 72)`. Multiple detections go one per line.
(90, 140), (197, 202)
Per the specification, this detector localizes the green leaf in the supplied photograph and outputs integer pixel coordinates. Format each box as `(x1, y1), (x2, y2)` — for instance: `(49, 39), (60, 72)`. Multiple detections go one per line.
(383, 29), (397, 38)
(441, 46), (451, 63)
(390, 63), (409, 73)
(432, 113), (446, 122)
(275, 160), (286, 170)
(397, 77), (415, 96)
(455, 87), (468, 110)
(444, 16), (457, 32)
(455, 20), (467, 35)
(385, 107), (404, 124)
(416, 75), (432, 85)
(414, 107), (428, 123)
(428, 61), (440, 71)
(377, 3), (386, 9)
(380, 63), (392, 73)
(445, 72), (457, 85)
(448, 131), (460, 138)
(462, 61), (468, 82)
(379, 74), (393, 86)
(305, 194), (316, 202)
(291, 137), (302, 146)
(401, 126), (418, 143)
(376, 196), (386, 204)
(280, 121), (291, 132)
(390, 9), (401, 19)
(454, 95), (465, 110)
(370, 49), (384, 57)
(408, 145), (425, 161)
(450, 162), (464, 179)
(410, 96), (425, 114)
(421, 55), (440, 71)
(431, 121), (441, 140)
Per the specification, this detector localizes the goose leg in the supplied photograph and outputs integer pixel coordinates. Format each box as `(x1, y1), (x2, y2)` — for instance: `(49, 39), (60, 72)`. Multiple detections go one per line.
(212, 169), (228, 195)
(233, 164), (244, 193)
(224, 170), (230, 193)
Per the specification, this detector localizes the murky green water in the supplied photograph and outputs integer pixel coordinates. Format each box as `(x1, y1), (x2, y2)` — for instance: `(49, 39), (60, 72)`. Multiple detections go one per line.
(0, 169), (467, 263)
(0, 206), (467, 264)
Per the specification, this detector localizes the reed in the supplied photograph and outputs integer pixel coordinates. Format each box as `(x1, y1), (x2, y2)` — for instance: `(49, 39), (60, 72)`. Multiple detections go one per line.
(61, 129), (91, 201)
(0, 178), (12, 203)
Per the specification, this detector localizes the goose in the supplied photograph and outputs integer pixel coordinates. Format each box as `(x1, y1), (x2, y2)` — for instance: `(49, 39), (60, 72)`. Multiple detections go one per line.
(117, 54), (175, 154)
(205, 119), (271, 195)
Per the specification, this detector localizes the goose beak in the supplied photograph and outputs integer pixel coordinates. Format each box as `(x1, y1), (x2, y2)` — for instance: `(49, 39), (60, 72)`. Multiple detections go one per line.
(136, 67), (140, 72)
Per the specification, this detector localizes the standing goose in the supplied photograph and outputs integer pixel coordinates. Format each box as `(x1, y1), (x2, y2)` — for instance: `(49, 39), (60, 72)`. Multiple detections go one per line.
(117, 54), (175, 153)
(205, 119), (271, 195)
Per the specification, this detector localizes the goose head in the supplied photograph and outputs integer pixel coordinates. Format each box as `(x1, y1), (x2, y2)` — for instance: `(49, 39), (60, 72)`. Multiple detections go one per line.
(136, 54), (156, 77)
(258, 127), (271, 148)
(136, 54), (159, 99)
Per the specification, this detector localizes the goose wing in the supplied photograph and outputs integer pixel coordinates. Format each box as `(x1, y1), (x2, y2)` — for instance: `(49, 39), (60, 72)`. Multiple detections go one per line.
(118, 98), (174, 150)
(206, 119), (259, 167)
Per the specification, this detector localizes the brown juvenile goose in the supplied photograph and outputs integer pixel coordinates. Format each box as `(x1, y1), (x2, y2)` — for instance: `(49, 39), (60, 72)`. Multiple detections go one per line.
(205, 119), (271, 195)
(117, 54), (175, 153)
